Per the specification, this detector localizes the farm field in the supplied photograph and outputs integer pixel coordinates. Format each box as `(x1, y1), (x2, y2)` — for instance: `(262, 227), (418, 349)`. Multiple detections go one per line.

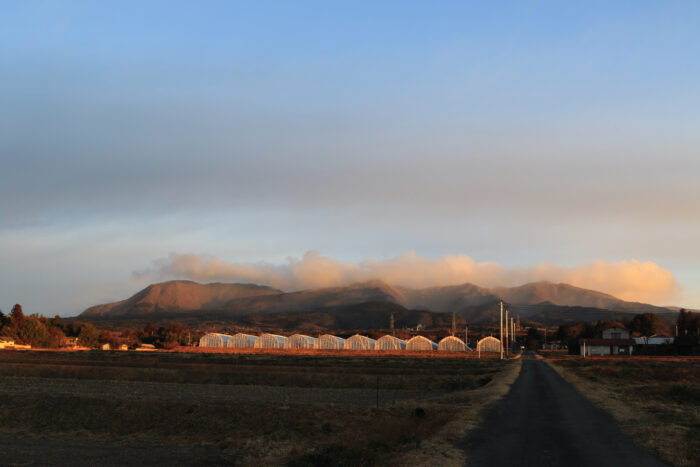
(0, 349), (520, 466)
(546, 356), (700, 466)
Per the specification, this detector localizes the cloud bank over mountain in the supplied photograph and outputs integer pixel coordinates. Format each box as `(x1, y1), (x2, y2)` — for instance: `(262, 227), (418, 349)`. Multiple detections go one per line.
(137, 251), (679, 305)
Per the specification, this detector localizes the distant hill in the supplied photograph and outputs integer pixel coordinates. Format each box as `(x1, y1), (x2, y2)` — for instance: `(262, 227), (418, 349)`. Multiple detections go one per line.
(81, 281), (282, 318)
(79, 279), (675, 328)
(236, 301), (465, 334)
(492, 282), (667, 314)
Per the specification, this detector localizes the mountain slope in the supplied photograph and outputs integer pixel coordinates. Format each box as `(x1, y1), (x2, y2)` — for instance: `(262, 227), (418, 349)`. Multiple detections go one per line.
(398, 283), (497, 312)
(79, 279), (672, 323)
(491, 282), (668, 315)
(81, 280), (406, 318)
(81, 280), (282, 317)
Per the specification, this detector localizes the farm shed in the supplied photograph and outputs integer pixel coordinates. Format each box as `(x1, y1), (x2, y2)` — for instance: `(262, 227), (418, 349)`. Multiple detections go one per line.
(406, 335), (438, 351)
(344, 334), (376, 350)
(285, 334), (317, 350)
(254, 333), (287, 349)
(375, 335), (406, 351)
(199, 333), (235, 348)
(477, 336), (501, 353)
(579, 338), (634, 356)
(230, 333), (257, 348)
(438, 336), (467, 352)
(315, 334), (345, 350)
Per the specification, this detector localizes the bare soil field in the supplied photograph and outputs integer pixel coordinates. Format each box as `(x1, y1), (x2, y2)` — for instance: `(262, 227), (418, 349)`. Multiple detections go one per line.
(0, 349), (519, 466)
(546, 355), (700, 466)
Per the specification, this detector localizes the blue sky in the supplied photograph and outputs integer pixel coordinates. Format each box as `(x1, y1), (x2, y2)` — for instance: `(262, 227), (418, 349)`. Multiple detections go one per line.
(1, 1), (699, 315)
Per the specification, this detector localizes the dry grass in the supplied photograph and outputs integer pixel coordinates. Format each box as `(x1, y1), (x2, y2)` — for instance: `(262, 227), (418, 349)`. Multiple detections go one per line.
(546, 356), (700, 467)
(0, 349), (518, 465)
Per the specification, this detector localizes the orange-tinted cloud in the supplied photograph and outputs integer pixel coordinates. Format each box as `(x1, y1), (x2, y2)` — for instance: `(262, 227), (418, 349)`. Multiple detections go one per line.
(140, 251), (680, 305)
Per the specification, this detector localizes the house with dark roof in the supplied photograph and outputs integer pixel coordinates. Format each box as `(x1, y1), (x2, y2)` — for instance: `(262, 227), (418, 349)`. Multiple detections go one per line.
(580, 327), (634, 356)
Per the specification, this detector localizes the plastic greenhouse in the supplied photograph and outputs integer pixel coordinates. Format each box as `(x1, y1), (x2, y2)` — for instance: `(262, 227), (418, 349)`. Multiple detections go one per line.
(375, 335), (406, 351)
(344, 334), (376, 350)
(254, 333), (287, 349)
(284, 334), (317, 349)
(438, 336), (467, 352)
(231, 333), (257, 348)
(199, 333), (235, 348)
(315, 334), (345, 350)
(406, 335), (438, 351)
(477, 336), (501, 353)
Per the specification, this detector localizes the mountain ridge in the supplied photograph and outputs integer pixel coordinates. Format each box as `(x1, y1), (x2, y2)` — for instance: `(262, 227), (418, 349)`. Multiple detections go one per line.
(80, 279), (672, 323)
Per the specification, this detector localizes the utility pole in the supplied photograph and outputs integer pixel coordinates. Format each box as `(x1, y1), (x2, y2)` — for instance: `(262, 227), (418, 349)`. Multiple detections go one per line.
(500, 300), (504, 360)
(451, 312), (456, 337)
(390, 313), (395, 337)
(506, 309), (510, 356)
(465, 325), (468, 348)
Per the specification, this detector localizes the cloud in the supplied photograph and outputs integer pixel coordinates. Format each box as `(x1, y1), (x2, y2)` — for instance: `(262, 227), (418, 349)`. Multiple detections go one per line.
(137, 251), (680, 304)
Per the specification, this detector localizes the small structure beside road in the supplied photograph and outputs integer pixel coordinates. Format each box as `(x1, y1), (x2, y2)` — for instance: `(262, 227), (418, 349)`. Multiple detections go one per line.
(579, 338), (635, 356)
(0, 337), (15, 349)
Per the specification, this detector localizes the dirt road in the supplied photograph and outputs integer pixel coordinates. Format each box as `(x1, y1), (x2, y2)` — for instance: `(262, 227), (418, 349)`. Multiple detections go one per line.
(463, 353), (666, 467)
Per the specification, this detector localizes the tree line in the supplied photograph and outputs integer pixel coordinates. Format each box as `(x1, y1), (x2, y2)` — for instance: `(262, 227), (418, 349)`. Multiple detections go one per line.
(0, 304), (198, 349)
(556, 310), (700, 355)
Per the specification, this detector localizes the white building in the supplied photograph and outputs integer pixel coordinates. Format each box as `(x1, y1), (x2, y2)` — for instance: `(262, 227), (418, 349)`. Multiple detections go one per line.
(580, 338), (634, 356)
(375, 335), (406, 351)
(438, 336), (468, 352)
(476, 336), (501, 353)
(230, 333), (258, 348)
(254, 334), (287, 349)
(199, 333), (234, 348)
(344, 334), (376, 350)
(406, 335), (438, 351)
(284, 334), (316, 350)
(315, 335), (345, 350)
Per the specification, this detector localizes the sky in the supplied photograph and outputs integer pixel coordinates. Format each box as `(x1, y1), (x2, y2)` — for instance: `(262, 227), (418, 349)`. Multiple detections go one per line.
(1, 1), (699, 316)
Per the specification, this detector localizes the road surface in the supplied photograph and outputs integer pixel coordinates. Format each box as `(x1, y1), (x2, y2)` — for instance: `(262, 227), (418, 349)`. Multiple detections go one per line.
(463, 353), (666, 467)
